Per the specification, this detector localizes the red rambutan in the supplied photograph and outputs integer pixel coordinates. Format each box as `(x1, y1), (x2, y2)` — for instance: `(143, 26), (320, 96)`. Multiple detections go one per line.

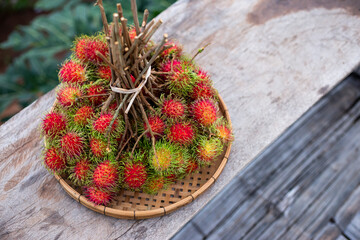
(123, 162), (147, 189)
(44, 147), (66, 172)
(160, 42), (182, 58)
(87, 85), (107, 105)
(93, 160), (118, 189)
(75, 36), (108, 65)
(84, 186), (113, 205)
(57, 86), (81, 107)
(42, 112), (67, 137)
(197, 137), (223, 163)
(90, 138), (107, 158)
(215, 124), (233, 143)
(167, 122), (195, 145)
(74, 106), (94, 125)
(160, 59), (182, 73)
(129, 27), (137, 41)
(93, 114), (118, 134)
(144, 115), (166, 139)
(97, 65), (112, 82)
(161, 99), (186, 119)
(197, 69), (209, 80)
(61, 132), (84, 157)
(73, 159), (90, 182)
(59, 60), (86, 84)
(191, 98), (217, 126)
(190, 80), (215, 100)
(186, 159), (199, 174)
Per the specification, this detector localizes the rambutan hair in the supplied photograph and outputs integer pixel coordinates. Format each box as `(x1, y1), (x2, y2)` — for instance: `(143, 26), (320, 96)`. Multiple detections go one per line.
(92, 160), (119, 189)
(123, 160), (148, 190)
(57, 85), (82, 107)
(59, 60), (86, 84)
(167, 65), (197, 97)
(84, 186), (114, 206)
(74, 106), (94, 125)
(42, 112), (67, 137)
(69, 158), (91, 185)
(196, 136), (223, 164)
(90, 137), (107, 158)
(161, 98), (186, 119)
(167, 122), (195, 145)
(44, 147), (67, 172)
(191, 98), (218, 127)
(60, 132), (84, 157)
(211, 118), (234, 144)
(74, 35), (108, 65)
(190, 80), (216, 100)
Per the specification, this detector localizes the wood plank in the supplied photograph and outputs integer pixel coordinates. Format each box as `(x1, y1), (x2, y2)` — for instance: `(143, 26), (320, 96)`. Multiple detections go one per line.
(2, 0), (360, 239)
(171, 223), (204, 240)
(314, 223), (341, 240)
(343, 212), (360, 240)
(191, 75), (360, 237)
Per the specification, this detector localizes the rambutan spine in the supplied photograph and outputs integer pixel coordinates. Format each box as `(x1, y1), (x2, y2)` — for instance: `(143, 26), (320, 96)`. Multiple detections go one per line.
(166, 122), (195, 145)
(59, 60), (86, 84)
(57, 85), (82, 107)
(196, 136), (223, 164)
(191, 98), (218, 127)
(92, 160), (119, 189)
(44, 147), (67, 172)
(84, 186), (114, 206)
(42, 112), (67, 137)
(60, 132), (84, 157)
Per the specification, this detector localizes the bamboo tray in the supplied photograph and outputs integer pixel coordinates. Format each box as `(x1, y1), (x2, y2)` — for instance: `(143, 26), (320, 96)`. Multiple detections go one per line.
(51, 94), (232, 219)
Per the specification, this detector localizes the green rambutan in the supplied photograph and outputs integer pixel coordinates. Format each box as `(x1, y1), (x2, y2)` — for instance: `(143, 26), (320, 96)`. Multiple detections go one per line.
(44, 147), (67, 172)
(42, 112), (67, 137)
(57, 86), (81, 107)
(186, 159), (199, 174)
(87, 85), (108, 106)
(59, 60), (86, 84)
(74, 36), (108, 65)
(190, 80), (215, 100)
(191, 98), (218, 127)
(93, 113), (118, 134)
(149, 141), (183, 175)
(144, 115), (166, 139)
(214, 122), (233, 144)
(143, 175), (165, 195)
(93, 160), (118, 189)
(168, 66), (197, 96)
(90, 138), (107, 158)
(74, 106), (94, 125)
(84, 186), (114, 206)
(60, 132), (84, 157)
(161, 99), (186, 119)
(167, 122), (195, 145)
(196, 137), (223, 164)
(97, 65), (112, 82)
(70, 158), (91, 185)
(123, 161), (148, 190)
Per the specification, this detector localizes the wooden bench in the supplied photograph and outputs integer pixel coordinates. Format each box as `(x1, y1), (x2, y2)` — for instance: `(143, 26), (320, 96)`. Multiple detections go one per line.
(1, 0), (360, 239)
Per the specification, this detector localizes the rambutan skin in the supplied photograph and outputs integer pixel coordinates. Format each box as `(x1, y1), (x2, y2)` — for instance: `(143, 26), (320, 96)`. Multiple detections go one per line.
(42, 112), (67, 137)
(59, 60), (86, 84)
(191, 98), (218, 127)
(61, 132), (84, 157)
(97, 65), (112, 82)
(84, 186), (113, 206)
(191, 80), (215, 100)
(75, 36), (108, 65)
(44, 147), (66, 172)
(57, 86), (82, 107)
(93, 161), (118, 189)
(87, 85), (107, 106)
(74, 106), (94, 125)
(162, 99), (186, 119)
(196, 137), (223, 163)
(144, 115), (166, 139)
(167, 122), (195, 145)
(123, 162), (147, 189)
(73, 159), (90, 182)
(93, 114), (118, 134)
(90, 138), (107, 158)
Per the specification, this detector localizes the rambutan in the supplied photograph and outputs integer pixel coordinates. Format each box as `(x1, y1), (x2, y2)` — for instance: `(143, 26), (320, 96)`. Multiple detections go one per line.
(74, 36), (108, 65)
(160, 59), (182, 74)
(44, 147), (66, 172)
(123, 161), (147, 189)
(161, 99), (186, 119)
(130, 74), (136, 84)
(74, 106), (94, 125)
(57, 86), (81, 107)
(42, 112), (67, 137)
(90, 138), (107, 158)
(197, 69), (209, 80)
(190, 80), (215, 100)
(84, 186), (113, 206)
(59, 60), (86, 84)
(61, 132), (84, 157)
(87, 85), (107, 106)
(215, 124), (233, 143)
(129, 27), (137, 41)
(196, 137), (223, 163)
(97, 65), (112, 82)
(186, 159), (199, 174)
(143, 176), (165, 195)
(93, 160), (118, 189)
(191, 98), (217, 126)
(144, 115), (166, 139)
(93, 113), (118, 134)
(72, 159), (90, 184)
(168, 66), (197, 96)
(161, 42), (182, 58)
(167, 122), (195, 145)
(150, 141), (182, 175)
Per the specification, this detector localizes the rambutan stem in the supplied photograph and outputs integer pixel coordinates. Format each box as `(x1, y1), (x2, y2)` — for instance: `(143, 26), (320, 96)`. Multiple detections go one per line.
(131, 129), (148, 155)
(141, 9), (149, 32)
(130, 0), (141, 35)
(105, 94), (129, 137)
(116, 3), (123, 19)
(95, 0), (109, 36)
(191, 43), (211, 62)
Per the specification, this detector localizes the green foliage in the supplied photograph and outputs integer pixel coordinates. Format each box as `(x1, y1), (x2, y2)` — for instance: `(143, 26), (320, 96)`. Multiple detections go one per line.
(0, 0), (176, 116)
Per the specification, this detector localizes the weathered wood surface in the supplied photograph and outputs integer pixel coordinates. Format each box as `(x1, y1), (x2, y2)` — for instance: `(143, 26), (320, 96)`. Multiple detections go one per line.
(2, 0), (360, 239)
(173, 74), (360, 239)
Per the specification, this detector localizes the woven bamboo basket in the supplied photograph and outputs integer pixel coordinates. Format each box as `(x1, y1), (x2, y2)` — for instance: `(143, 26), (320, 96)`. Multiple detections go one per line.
(50, 94), (231, 219)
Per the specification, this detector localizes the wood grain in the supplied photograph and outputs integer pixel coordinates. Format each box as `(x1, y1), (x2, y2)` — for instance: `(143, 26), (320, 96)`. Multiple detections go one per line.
(2, 0), (360, 239)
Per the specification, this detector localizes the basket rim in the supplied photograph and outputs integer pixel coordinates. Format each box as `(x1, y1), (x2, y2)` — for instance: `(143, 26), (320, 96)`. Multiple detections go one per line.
(51, 94), (232, 219)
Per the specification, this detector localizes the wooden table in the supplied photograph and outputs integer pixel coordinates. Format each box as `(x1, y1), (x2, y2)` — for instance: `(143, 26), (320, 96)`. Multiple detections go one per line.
(1, 0), (360, 239)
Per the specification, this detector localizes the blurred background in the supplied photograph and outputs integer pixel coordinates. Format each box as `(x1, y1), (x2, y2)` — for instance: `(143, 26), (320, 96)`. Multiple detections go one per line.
(0, 0), (176, 124)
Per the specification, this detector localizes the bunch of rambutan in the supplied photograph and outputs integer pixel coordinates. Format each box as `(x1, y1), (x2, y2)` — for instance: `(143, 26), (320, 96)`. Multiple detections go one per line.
(41, 4), (233, 207)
